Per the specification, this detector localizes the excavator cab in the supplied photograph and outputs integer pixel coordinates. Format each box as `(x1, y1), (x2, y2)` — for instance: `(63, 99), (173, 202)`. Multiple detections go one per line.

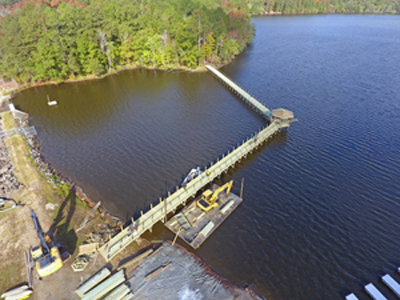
(197, 190), (218, 212)
(197, 180), (233, 212)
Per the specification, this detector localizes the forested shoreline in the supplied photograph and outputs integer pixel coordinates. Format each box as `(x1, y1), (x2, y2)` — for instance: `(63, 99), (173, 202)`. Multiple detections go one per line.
(248, 0), (399, 15)
(0, 0), (398, 85)
(0, 0), (255, 84)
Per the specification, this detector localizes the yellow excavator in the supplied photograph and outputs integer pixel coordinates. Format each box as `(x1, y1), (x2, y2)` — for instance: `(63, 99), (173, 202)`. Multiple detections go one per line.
(197, 180), (233, 212)
(30, 209), (63, 278)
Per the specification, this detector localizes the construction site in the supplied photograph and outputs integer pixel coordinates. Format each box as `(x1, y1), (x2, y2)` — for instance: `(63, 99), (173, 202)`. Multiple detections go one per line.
(0, 66), (293, 300)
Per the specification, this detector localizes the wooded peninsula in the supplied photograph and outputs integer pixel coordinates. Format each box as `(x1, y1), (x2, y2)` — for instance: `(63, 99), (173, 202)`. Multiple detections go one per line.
(0, 0), (398, 85)
(0, 0), (255, 84)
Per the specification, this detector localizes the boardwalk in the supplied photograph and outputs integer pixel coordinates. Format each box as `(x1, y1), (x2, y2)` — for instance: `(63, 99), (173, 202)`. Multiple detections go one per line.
(98, 66), (293, 261)
(205, 65), (273, 119)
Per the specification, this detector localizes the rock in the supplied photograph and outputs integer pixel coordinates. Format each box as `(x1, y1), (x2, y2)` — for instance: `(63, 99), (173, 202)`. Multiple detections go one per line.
(0, 119), (23, 197)
(45, 203), (58, 211)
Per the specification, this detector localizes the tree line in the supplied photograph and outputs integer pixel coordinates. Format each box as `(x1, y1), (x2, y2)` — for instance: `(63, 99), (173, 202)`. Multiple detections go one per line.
(0, 0), (255, 83)
(246, 0), (400, 14)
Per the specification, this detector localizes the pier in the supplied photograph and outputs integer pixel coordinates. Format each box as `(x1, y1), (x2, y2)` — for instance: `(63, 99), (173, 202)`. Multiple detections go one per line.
(98, 66), (294, 261)
(205, 65), (273, 119)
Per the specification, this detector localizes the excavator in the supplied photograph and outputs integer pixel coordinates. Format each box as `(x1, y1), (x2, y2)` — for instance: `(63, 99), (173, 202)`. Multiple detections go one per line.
(30, 209), (63, 278)
(197, 180), (233, 212)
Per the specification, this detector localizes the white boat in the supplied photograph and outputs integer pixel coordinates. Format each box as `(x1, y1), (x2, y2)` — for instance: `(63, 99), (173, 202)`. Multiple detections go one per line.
(181, 167), (201, 187)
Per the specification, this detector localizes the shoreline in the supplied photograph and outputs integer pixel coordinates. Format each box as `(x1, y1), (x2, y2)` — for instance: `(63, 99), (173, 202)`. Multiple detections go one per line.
(0, 102), (122, 221)
(3, 61), (236, 219)
(251, 10), (399, 16)
(8, 63), (225, 96)
(24, 127), (122, 220)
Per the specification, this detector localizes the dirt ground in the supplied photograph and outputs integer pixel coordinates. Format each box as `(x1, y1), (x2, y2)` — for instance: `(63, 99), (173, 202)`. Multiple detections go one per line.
(29, 238), (151, 300)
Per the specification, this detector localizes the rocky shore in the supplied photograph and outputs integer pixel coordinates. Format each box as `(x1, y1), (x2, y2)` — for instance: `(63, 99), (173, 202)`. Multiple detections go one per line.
(0, 114), (22, 196)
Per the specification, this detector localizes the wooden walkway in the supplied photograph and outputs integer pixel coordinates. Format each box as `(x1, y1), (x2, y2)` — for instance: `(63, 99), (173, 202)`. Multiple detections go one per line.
(98, 66), (289, 261)
(205, 65), (273, 119)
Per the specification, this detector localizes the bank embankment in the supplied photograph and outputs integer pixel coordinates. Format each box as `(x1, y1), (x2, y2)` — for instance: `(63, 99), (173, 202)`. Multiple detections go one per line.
(0, 114), (22, 195)
(0, 111), (117, 295)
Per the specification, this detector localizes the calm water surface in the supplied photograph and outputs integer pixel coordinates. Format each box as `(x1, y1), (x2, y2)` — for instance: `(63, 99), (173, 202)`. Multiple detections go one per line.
(13, 15), (400, 299)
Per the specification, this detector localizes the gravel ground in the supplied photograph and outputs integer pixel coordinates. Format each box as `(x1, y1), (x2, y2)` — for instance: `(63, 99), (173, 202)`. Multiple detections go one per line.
(127, 242), (257, 300)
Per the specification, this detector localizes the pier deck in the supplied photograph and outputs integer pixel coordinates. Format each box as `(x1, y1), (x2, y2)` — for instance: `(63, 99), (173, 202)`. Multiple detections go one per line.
(98, 121), (280, 261)
(165, 184), (242, 249)
(98, 66), (293, 262)
(205, 65), (273, 119)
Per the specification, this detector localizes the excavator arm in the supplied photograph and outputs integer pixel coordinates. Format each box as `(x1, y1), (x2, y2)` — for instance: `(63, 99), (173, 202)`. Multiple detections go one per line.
(208, 180), (233, 204)
(197, 180), (234, 212)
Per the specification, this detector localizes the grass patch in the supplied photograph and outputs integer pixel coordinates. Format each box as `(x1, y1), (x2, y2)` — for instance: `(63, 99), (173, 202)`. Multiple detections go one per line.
(2, 112), (15, 130)
(5, 135), (39, 188)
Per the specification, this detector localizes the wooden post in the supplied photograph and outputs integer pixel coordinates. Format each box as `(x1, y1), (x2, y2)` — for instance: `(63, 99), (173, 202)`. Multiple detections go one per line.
(240, 177), (244, 200)
(164, 198), (167, 223)
(172, 227), (182, 246)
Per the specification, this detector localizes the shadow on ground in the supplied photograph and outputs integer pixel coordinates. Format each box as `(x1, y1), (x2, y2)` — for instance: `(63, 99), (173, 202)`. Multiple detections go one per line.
(48, 187), (78, 254)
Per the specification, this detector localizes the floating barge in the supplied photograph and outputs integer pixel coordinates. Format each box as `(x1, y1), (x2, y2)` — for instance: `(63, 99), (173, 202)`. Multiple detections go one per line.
(165, 183), (242, 249)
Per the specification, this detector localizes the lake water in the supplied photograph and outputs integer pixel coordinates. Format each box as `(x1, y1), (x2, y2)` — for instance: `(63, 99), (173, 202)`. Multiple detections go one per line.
(13, 15), (400, 299)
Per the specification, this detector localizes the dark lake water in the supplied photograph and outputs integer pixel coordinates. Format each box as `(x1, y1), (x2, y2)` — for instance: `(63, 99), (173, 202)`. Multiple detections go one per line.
(13, 15), (400, 300)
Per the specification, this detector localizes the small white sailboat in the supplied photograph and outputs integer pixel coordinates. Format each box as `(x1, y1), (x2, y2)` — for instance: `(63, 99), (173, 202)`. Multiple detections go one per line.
(47, 95), (58, 106)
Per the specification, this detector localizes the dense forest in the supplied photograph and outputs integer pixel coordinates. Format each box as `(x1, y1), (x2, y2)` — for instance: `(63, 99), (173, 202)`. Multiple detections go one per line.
(246, 0), (400, 14)
(0, 0), (255, 83)
(0, 0), (399, 84)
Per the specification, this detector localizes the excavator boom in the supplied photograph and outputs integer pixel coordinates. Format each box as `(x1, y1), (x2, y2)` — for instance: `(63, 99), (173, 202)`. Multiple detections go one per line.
(208, 180), (233, 204)
(31, 209), (50, 254)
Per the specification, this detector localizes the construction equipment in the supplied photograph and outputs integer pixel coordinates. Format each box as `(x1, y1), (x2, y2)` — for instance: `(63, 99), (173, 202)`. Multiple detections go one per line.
(197, 180), (233, 212)
(30, 209), (63, 278)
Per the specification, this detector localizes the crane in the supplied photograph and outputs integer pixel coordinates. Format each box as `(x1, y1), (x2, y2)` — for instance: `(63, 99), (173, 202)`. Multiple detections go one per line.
(30, 209), (63, 278)
(197, 180), (233, 212)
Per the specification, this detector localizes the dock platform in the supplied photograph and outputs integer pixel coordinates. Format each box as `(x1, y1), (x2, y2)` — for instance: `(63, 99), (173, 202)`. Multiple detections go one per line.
(165, 184), (242, 249)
